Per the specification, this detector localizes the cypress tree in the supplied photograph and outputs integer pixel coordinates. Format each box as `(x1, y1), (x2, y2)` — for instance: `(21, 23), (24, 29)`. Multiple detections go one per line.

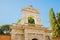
(49, 8), (58, 38)
(56, 12), (60, 37)
(56, 12), (60, 27)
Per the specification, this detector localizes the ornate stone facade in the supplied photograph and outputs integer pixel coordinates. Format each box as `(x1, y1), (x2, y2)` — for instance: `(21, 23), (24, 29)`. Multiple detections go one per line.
(10, 5), (51, 40)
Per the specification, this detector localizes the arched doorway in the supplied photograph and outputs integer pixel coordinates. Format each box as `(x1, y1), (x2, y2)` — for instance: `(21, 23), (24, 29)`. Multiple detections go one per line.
(32, 38), (38, 40)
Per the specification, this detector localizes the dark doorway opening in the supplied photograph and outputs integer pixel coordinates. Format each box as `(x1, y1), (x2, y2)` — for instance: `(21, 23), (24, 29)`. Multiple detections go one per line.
(32, 38), (38, 40)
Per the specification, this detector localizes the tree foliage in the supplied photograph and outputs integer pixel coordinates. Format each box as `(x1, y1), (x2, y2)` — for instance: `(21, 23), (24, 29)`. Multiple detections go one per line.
(56, 12), (60, 37)
(16, 19), (22, 24)
(56, 12), (60, 27)
(49, 8), (58, 38)
(0, 24), (11, 35)
(28, 17), (35, 24)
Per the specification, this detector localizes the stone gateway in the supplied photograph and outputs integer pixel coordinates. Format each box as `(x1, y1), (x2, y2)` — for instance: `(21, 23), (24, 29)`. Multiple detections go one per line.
(10, 5), (51, 40)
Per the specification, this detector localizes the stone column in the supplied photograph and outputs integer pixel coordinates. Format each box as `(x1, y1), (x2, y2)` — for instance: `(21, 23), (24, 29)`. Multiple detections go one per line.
(11, 29), (16, 40)
(24, 29), (28, 40)
(34, 15), (41, 25)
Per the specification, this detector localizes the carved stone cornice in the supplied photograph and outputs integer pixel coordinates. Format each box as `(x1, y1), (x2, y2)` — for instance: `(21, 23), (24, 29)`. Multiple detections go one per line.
(22, 5), (39, 14)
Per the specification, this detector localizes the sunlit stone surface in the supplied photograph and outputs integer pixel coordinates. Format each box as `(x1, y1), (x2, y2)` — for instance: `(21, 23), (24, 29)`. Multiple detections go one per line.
(10, 5), (52, 40)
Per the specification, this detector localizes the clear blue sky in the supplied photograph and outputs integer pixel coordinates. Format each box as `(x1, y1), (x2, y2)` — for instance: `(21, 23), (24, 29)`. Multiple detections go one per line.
(0, 0), (60, 28)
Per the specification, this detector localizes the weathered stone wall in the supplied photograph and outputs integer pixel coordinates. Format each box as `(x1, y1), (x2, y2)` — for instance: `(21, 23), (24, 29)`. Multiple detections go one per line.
(15, 34), (24, 40)
(24, 28), (45, 40)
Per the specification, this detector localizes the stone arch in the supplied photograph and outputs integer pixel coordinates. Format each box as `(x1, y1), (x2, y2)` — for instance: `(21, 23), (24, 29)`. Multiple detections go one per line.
(32, 38), (38, 40)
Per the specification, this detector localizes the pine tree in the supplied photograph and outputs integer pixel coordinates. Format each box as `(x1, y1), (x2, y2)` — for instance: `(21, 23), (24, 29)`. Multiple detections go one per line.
(49, 8), (58, 38)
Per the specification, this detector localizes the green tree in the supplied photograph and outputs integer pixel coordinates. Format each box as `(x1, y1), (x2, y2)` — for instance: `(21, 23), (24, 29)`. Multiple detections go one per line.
(56, 12), (60, 37)
(49, 8), (58, 38)
(0, 24), (11, 35)
(0, 26), (4, 34)
(56, 12), (60, 27)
